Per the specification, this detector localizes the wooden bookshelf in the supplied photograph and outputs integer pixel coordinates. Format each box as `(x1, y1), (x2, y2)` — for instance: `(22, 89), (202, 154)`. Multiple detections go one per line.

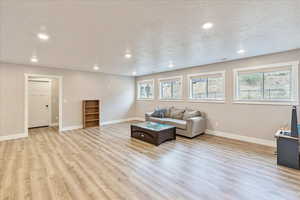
(82, 100), (100, 128)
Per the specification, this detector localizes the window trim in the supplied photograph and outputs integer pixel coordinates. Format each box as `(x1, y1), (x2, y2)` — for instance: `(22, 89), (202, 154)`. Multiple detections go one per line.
(233, 61), (299, 105)
(187, 70), (226, 103)
(136, 79), (155, 100)
(158, 76), (183, 101)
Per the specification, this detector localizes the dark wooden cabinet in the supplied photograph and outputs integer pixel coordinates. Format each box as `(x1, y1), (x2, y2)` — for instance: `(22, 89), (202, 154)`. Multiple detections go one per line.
(275, 130), (300, 170)
(82, 100), (100, 128)
(131, 124), (176, 146)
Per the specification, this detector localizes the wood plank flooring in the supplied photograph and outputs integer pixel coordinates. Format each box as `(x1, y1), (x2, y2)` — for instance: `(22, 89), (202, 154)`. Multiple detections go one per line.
(1, 122), (300, 200)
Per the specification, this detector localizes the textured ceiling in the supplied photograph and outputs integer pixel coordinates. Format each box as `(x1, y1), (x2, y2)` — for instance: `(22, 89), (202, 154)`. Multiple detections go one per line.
(0, 0), (300, 76)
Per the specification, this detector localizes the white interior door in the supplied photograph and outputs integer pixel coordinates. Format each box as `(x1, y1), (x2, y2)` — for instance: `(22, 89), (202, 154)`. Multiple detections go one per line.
(28, 80), (51, 128)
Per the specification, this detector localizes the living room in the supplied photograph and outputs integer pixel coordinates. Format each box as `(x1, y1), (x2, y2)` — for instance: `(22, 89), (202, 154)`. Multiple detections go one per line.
(136, 50), (300, 146)
(1, 1), (300, 200)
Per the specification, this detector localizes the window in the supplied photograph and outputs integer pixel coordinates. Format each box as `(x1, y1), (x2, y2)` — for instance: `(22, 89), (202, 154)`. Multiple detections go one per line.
(137, 79), (154, 100)
(234, 61), (299, 104)
(159, 76), (183, 100)
(188, 71), (225, 101)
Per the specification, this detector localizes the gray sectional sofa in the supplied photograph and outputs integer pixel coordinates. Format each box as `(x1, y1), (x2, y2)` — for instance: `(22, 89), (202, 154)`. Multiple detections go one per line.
(145, 107), (206, 138)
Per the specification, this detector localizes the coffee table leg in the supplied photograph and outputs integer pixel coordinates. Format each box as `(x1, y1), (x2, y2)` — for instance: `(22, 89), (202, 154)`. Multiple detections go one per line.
(173, 128), (176, 140)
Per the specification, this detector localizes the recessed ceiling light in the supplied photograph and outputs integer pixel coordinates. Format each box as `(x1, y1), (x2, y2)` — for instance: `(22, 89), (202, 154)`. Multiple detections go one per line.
(124, 53), (132, 59)
(202, 22), (214, 30)
(30, 56), (38, 63)
(237, 49), (246, 54)
(132, 71), (137, 76)
(93, 65), (99, 70)
(37, 33), (50, 41)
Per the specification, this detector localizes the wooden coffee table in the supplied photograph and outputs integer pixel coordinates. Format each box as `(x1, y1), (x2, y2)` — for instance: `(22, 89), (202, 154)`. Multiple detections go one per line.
(131, 122), (176, 146)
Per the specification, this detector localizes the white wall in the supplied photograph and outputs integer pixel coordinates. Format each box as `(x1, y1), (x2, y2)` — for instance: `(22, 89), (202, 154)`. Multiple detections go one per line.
(1, 49), (300, 144)
(0, 62), (136, 136)
(135, 49), (300, 142)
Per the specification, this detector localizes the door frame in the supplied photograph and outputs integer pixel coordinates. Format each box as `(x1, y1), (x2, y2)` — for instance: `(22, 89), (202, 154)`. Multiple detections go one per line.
(24, 73), (63, 136)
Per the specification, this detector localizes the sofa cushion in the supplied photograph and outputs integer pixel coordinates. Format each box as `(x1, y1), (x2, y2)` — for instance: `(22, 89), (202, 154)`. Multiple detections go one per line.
(169, 107), (185, 119)
(164, 107), (172, 118)
(151, 108), (167, 118)
(163, 118), (187, 130)
(148, 117), (166, 124)
(183, 110), (201, 120)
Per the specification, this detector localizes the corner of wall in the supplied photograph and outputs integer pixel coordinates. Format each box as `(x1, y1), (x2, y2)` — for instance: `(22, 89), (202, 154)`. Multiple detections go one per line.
(133, 76), (138, 117)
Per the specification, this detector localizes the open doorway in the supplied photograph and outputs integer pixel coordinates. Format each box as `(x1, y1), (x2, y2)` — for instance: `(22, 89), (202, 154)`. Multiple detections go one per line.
(24, 74), (63, 136)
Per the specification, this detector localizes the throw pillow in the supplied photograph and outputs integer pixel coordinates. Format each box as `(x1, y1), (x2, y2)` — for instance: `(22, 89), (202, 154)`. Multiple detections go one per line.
(164, 107), (173, 118)
(151, 108), (167, 118)
(183, 110), (201, 120)
(170, 107), (185, 119)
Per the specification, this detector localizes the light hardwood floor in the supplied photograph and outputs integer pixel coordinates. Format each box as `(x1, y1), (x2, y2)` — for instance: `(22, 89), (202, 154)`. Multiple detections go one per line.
(0, 122), (300, 200)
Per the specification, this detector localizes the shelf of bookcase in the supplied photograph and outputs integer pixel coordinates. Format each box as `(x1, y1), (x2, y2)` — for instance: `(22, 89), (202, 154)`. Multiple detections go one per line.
(83, 100), (100, 128)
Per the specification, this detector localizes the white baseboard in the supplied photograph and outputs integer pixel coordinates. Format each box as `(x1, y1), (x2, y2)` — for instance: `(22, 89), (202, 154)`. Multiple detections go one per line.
(0, 133), (28, 142)
(205, 129), (276, 147)
(130, 117), (145, 122)
(0, 122), (275, 148)
(61, 125), (83, 131)
(60, 117), (144, 131)
(101, 117), (144, 126)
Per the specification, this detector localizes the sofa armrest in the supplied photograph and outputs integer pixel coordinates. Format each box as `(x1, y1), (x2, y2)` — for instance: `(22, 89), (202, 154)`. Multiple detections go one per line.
(186, 116), (206, 135)
(145, 112), (154, 121)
